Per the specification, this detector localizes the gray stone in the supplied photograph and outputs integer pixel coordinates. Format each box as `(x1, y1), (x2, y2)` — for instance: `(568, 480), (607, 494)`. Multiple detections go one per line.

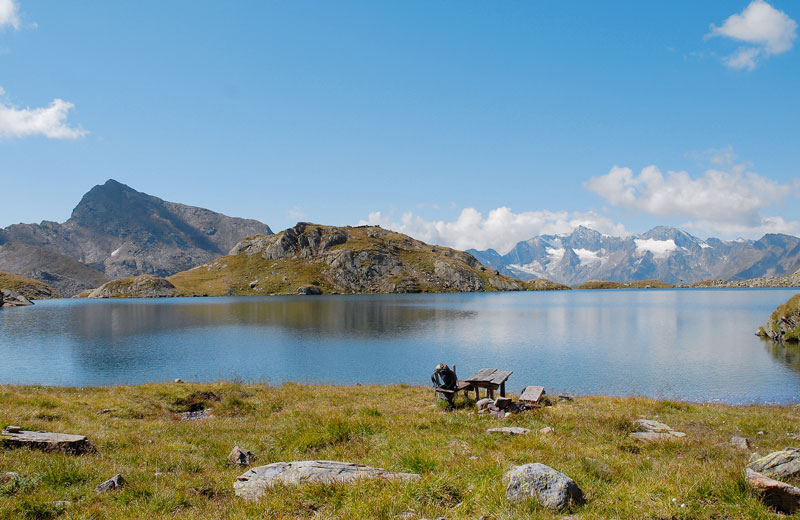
(748, 447), (800, 480)
(730, 436), (751, 450)
(181, 409), (212, 421)
(630, 431), (686, 442)
(234, 460), (420, 500)
(476, 398), (493, 411)
(745, 468), (800, 514)
(539, 426), (555, 435)
(636, 419), (674, 433)
(0, 289), (33, 307)
(297, 285), (322, 295)
(487, 427), (531, 435)
(50, 501), (72, 508)
(228, 446), (256, 466)
(95, 474), (125, 493)
(1, 428), (95, 455)
(87, 274), (175, 299)
(505, 463), (584, 510)
(631, 419), (685, 442)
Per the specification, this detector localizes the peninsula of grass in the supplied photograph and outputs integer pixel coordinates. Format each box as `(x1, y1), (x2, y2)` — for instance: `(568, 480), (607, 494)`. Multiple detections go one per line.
(2, 383), (798, 519)
(575, 279), (675, 290)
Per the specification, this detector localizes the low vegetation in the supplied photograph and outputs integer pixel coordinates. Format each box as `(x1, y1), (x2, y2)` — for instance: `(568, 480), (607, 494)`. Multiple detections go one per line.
(575, 279), (674, 290)
(1, 383), (798, 519)
(0, 271), (61, 299)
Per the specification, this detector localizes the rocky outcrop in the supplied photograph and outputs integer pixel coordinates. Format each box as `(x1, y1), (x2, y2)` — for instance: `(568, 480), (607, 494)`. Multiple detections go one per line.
(234, 461), (420, 500)
(170, 223), (557, 296)
(0, 289), (34, 307)
(505, 463), (583, 510)
(758, 294), (800, 342)
(0, 179), (271, 283)
(87, 275), (176, 298)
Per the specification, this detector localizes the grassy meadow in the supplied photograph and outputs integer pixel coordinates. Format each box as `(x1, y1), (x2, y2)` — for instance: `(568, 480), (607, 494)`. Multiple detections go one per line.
(1, 383), (799, 519)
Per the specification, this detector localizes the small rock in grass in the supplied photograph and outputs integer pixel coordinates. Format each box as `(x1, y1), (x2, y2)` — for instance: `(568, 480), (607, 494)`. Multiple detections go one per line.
(173, 378), (184, 383)
(1, 472), (20, 485)
(494, 397), (513, 410)
(95, 474), (126, 493)
(539, 426), (555, 435)
(181, 409), (212, 421)
(730, 436), (751, 450)
(228, 446), (256, 466)
(745, 468), (800, 514)
(98, 408), (113, 415)
(4, 425), (21, 433)
(1, 428), (96, 455)
(476, 398), (493, 412)
(50, 501), (72, 508)
(505, 463), (584, 510)
(636, 419), (674, 433)
(487, 427), (531, 435)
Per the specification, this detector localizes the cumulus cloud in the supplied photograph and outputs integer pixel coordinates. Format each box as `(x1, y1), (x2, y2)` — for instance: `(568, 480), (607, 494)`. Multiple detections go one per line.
(708, 0), (797, 69)
(0, 0), (20, 29)
(360, 207), (627, 254)
(0, 88), (88, 139)
(585, 162), (799, 236)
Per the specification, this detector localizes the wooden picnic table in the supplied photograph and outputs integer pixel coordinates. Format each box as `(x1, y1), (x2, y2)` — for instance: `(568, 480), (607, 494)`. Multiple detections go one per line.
(465, 368), (513, 400)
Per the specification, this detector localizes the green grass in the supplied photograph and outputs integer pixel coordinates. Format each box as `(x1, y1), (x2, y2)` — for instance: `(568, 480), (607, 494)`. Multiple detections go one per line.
(575, 279), (675, 289)
(1, 383), (797, 519)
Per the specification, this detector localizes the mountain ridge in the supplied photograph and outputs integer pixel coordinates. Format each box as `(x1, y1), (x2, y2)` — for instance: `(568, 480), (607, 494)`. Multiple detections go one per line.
(0, 179), (272, 295)
(469, 226), (800, 286)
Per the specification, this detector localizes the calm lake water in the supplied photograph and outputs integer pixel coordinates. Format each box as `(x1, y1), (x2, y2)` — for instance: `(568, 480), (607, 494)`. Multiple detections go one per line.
(1, 289), (799, 404)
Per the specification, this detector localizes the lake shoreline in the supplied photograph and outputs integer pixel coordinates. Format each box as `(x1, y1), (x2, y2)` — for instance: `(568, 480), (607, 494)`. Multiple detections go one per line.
(1, 382), (799, 518)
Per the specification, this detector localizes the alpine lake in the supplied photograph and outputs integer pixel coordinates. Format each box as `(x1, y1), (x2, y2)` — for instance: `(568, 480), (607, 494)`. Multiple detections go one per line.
(1, 288), (799, 405)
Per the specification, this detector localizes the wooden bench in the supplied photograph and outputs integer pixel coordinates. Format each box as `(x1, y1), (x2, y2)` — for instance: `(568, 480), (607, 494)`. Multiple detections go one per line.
(465, 368), (513, 401)
(519, 385), (545, 404)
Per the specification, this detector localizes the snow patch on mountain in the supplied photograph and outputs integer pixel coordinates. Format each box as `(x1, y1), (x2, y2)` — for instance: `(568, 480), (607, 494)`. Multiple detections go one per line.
(634, 239), (677, 259)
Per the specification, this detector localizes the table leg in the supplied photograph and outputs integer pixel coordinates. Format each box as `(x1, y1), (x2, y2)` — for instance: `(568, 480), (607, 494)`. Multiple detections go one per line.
(500, 382), (506, 397)
(475, 387), (480, 401)
(489, 388), (494, 400)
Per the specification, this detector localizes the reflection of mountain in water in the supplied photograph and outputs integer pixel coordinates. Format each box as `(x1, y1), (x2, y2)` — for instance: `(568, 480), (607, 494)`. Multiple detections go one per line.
(66, 297), (475, 341)
(762, 339), (800, 372)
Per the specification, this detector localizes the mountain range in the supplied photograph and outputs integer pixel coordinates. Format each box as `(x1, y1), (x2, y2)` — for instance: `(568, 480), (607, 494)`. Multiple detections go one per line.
(0, 180), (271, 295)
(469, 226), (800, 286)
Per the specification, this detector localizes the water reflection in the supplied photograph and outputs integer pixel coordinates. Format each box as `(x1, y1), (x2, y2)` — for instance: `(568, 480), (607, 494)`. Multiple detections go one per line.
(1, 290), (800, 404)
(762, 338), (800, 372)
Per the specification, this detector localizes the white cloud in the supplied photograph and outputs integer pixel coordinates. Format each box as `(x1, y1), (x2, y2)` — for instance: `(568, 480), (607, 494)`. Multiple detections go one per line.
(360, 207), (627, 254)
(708, 0), (797, 69)
(634, 238), (678, 259)
(0, 0), (20, 29)
(0, 89), (88, 139)
(585, 162), (799, 237)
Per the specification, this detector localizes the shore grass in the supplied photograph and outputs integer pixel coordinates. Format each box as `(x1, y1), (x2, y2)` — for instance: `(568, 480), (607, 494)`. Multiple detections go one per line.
(1, 383), (798, 519)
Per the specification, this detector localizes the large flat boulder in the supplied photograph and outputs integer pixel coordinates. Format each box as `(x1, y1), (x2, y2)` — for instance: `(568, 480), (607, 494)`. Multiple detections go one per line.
(746, 468), (800, 514)
(505, 462), (583, 510)
(1, 427), (95, 455)
(234, 460), (420, 500)
(631, 419), (686, 442)
(748, 447), (800, 480)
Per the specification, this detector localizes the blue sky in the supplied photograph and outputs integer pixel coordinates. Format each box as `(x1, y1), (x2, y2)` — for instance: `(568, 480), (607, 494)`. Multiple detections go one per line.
(1, 1), (798, 253)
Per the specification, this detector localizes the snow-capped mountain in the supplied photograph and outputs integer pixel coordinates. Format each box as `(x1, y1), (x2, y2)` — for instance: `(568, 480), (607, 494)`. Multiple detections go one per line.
(468, 226), (800, 285)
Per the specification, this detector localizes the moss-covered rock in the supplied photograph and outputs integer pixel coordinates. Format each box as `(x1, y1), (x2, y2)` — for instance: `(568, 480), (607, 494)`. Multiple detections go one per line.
(758, 293), (800, 342)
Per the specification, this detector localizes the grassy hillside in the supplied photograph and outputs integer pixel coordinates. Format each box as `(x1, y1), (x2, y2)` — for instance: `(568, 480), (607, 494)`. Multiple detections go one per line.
(168, 223), (566, 296)
(1, 383), (797, 519)
(0, 270), (61, 299)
